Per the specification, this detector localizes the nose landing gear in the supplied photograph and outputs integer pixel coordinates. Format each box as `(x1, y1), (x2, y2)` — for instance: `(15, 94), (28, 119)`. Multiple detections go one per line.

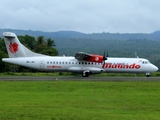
(146, 73), (150, 77)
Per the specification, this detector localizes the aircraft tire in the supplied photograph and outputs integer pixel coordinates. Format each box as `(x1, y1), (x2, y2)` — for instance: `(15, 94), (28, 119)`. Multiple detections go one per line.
(82, 71), (89, 77)
(146, 73), (150, 77)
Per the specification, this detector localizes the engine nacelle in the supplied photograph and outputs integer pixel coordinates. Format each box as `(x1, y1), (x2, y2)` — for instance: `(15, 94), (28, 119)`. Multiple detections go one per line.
(75, 52), (107, 63)
(84, 54), (104, 63)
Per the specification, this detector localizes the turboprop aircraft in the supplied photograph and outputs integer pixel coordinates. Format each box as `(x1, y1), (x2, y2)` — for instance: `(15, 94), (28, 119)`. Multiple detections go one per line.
(2, 32), (158, 77)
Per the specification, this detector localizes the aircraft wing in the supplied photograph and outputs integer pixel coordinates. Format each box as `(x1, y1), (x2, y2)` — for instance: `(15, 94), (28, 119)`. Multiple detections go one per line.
(75, 52), (105, 63)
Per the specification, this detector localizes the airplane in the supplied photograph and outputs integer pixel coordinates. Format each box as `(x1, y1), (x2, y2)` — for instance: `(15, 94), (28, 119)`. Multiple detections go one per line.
(2, 32), (158, 77)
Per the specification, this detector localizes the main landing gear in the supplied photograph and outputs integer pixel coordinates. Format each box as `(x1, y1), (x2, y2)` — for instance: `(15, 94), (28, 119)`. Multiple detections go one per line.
(82, 71), (90, 77)
(146, 73), (150, 77)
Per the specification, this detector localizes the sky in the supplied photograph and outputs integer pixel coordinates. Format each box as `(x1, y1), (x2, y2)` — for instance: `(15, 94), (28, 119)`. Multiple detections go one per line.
(0, 0), (160, 33)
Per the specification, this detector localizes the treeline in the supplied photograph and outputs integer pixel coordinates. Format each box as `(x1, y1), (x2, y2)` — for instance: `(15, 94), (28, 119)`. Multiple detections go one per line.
(55, 38), (160, 59)
(55, 38), (160, 69)
(0, 35), (58, 72)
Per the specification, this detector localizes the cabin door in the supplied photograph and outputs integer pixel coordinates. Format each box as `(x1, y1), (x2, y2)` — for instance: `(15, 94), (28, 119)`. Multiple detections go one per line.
(40, 61), (45, 70)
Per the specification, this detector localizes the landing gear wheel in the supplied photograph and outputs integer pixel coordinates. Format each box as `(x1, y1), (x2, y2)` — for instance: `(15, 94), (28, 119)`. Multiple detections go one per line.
(146, 73), (150, 77)
(82, 71), (89, 77)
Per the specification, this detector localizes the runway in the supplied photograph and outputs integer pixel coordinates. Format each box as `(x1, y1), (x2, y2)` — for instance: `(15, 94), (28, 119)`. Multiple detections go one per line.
(0, 76), (160, 81)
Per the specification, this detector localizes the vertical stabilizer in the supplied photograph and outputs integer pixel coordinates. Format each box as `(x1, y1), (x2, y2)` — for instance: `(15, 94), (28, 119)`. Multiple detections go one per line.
(3, 32), (47, 58)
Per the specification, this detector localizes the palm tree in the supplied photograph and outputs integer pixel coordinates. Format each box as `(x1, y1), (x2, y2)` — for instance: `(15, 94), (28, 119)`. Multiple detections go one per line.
(46, 38), (56, 47)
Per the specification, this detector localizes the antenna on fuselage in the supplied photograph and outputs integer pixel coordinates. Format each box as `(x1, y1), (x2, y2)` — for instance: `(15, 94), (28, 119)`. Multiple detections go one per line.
(134, 52), (138, 77)
(135, 52), (139, 58)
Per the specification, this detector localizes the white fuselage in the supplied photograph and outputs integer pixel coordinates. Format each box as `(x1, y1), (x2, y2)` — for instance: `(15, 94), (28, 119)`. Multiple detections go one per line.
(2, 56), (158, 74)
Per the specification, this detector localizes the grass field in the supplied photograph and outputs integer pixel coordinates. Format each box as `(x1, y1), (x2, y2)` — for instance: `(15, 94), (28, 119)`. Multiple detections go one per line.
(0, 80), (160, 120)
(1, 71), (160, 77)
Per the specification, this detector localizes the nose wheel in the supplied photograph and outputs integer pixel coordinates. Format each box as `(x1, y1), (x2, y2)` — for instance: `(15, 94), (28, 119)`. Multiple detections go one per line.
(146, 73), (150, 77)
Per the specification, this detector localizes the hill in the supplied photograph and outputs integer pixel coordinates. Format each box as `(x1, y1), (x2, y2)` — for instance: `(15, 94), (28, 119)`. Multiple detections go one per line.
(1, 29), (160, 40)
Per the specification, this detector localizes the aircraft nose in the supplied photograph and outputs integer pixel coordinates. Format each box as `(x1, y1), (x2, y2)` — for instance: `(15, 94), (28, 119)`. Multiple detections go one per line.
(153, 65), (158, 71)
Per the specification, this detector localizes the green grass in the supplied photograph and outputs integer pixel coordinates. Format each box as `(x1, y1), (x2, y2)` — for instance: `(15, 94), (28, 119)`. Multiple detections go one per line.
(0, 81), (160, 119)
(1, 71), (160, 77)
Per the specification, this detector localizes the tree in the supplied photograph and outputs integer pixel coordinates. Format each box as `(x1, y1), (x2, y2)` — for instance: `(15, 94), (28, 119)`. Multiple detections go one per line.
(0, 50), (8, 72)
(41, 48), (58, 56)
(18, 35), (36, 51)
(46, 38), (56, 47)
(35, 36), (58, 56)
(0, 38), (7, 53)
(35, 36), (46, 53)
(18, 35), (58, 56)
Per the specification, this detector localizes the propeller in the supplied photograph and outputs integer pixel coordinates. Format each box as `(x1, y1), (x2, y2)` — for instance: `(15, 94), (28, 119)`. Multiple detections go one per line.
(102, 51), (108, 68)
(103, 51), (108, 60)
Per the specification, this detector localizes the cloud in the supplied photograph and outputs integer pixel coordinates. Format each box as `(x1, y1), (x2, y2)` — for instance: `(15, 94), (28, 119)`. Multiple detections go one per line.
(0, 0), (160, 33)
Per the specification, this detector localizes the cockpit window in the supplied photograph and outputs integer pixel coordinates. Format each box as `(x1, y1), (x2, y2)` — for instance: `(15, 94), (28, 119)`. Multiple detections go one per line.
(142, 61), (150, 64)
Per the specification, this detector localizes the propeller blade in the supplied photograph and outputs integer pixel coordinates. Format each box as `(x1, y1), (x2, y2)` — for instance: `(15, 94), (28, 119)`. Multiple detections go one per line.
(102, 51), (106, 68)
(103, 51), (107, 60)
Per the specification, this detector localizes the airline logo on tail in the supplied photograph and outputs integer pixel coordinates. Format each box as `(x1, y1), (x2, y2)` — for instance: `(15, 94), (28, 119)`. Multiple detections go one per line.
(9, 42), (19, 54)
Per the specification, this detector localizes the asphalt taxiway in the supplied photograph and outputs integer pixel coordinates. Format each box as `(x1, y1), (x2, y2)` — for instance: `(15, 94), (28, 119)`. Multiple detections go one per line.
(0, 76), (160, 81)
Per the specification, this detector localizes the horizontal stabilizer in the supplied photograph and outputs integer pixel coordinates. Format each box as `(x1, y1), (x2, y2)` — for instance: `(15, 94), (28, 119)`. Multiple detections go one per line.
(3, 32), (16, 38)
